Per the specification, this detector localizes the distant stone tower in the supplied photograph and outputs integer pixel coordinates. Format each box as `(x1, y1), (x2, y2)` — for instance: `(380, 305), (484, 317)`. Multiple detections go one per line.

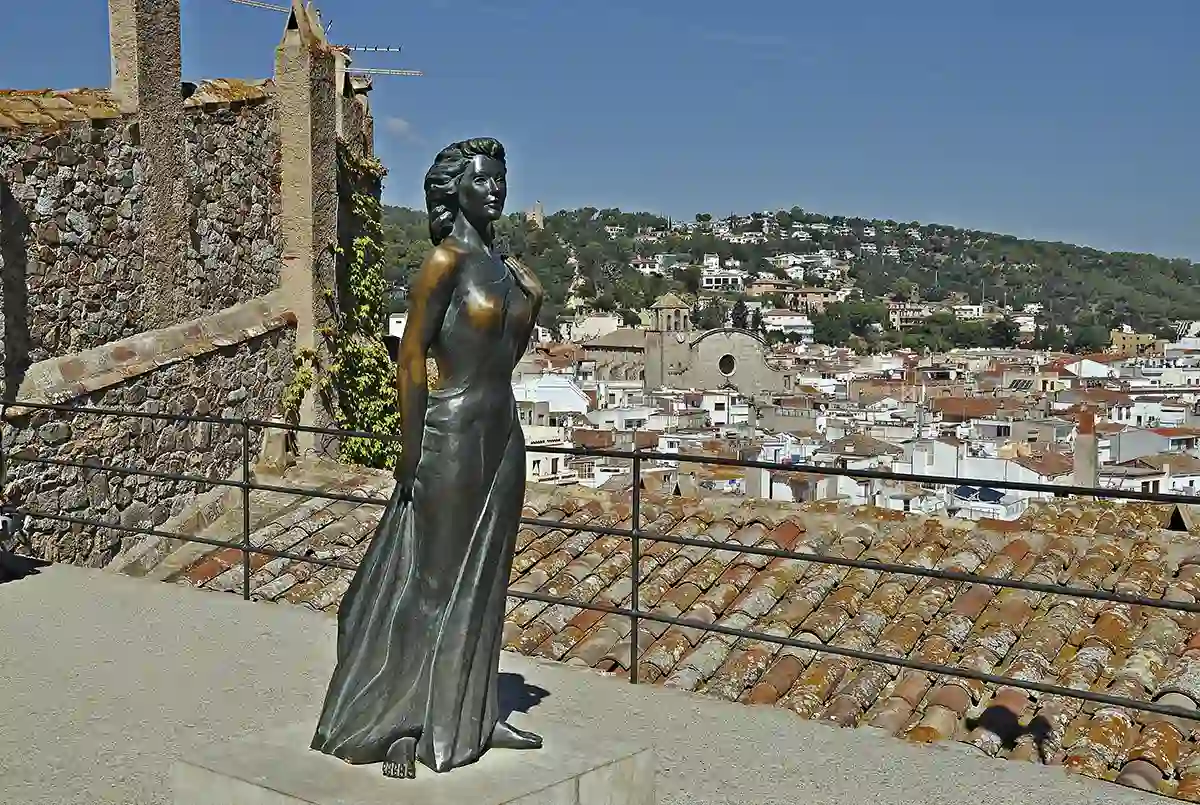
(526, 200), (545, 230)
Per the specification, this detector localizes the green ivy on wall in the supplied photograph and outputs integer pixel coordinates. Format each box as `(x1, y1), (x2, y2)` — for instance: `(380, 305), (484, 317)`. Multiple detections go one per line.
(281, 144), (401, 469)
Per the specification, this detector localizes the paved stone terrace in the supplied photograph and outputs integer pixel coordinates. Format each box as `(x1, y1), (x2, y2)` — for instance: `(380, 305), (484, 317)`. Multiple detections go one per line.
(125, 459), (1200, 801)
(0, 563), (1160, 805)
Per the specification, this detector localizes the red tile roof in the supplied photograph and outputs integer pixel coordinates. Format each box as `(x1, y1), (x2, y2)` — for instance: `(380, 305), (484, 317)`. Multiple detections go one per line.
(1010, 450), (1074, 478)
(930, 397), (1021, 421)
(1153, 428), (1200, 439)
(153, 469), (1200, 799)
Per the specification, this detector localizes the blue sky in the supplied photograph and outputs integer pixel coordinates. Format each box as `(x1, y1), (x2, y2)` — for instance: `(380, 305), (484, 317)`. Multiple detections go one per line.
(2, 0), (1197, 259)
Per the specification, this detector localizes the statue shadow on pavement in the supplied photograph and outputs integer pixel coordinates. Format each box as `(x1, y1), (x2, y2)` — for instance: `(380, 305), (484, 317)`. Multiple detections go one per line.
(497, 672), (550, 722)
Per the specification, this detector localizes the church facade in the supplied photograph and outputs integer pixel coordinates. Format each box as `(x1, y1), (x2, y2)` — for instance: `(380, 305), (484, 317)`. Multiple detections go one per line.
(644, 295), (797, 396)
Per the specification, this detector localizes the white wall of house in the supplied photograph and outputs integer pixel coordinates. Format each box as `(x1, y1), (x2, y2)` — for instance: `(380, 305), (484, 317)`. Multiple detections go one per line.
(592, 382), (641, 409)
(897, 439), (1064, 503)
(388, 312), (408, 340)
(523, 425), (577, 485)
(513, 375), (591, 416)
(587, 405), (657, 430)
(567, 314), (622, 343)
(1064, 358), (1118, 380)
(700, 393), (750, 426)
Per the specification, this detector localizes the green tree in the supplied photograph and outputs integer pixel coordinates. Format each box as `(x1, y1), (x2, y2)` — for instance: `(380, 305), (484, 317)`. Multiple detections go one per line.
(812, 301), (888, 348)
(988, 317), (1020, 348)
(693, 298), (726, 330)
(1071, 325), (1108, 353)
(379, 203), (1200, 343)
(730, 298), (750, 330)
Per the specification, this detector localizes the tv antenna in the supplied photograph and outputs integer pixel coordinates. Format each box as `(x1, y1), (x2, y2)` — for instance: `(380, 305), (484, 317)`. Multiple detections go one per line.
(349, 67), (424, 77)
(228, 0), (423, 77)
(228, 0), (289, 13)
(228, 0), (334, 35)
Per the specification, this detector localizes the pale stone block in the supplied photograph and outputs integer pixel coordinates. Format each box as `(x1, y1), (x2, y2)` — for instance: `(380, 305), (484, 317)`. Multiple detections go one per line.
(171, 717), (655, 805)
(578, 750), (656, 805)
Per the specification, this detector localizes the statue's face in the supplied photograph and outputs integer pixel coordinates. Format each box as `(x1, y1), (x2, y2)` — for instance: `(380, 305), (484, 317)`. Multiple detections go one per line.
(457, 155), (507, 224)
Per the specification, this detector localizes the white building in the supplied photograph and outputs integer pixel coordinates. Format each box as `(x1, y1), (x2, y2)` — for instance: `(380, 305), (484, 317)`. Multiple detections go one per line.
(387, 312), (408, 340)
(700, 267), (746, 291)
(587, 405), (656, 431)
(512, 375), (591, 417)
(700, 392), (750, 426)
(760, 311), (814, 344)
(566, 313), (622, 343)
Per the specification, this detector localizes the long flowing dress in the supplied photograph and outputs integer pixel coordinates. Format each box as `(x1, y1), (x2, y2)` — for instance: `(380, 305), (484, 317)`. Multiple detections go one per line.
(311, 254), (533, 773)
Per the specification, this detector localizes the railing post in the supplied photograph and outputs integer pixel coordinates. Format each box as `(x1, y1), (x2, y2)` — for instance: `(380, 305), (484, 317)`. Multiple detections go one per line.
(241, 418), (252, 601)
(629, 450), (641, 684)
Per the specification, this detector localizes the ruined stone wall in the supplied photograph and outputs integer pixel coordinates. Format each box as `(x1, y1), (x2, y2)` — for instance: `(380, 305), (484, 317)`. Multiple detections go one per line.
(0, 1), (376, 566)
(0, 113), (146, 384)
(0, 85), (284, 384)
(180, 95), (282, 319)
(2, 293), (295, 566)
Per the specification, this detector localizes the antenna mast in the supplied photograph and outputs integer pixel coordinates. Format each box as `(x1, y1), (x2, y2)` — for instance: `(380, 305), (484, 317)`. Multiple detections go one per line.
(227, 0), (424, 76)
(228, 0), (289, 12)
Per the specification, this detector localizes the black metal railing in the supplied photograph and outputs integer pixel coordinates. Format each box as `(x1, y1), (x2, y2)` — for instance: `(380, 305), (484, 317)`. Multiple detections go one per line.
(3, 399), (1200, 723)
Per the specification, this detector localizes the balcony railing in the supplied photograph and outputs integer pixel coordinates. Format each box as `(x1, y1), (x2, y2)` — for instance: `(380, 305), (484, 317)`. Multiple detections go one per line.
(3, 398), (1200, 725)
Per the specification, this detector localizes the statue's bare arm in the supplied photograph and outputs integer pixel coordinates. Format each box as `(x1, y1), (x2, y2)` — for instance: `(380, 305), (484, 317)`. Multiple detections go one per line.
(395, 243), (461, 491)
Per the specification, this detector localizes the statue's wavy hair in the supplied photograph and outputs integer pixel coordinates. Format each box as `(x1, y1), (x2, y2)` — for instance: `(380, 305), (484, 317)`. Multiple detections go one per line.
(423, 137), (507, 246)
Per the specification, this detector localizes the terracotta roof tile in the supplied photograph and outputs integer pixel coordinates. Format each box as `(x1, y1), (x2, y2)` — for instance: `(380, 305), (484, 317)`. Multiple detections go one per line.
(0, 88), (125, 129)
(148, 467), (1200, 800)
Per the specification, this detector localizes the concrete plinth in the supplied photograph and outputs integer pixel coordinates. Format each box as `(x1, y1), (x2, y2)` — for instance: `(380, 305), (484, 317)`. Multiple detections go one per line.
(171, 718), (655, 805)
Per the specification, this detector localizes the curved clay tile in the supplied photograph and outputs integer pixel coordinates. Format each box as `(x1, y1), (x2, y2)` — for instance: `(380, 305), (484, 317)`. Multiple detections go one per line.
(1173, 744), (1200, 801)
(1121, 720), (1185, 786)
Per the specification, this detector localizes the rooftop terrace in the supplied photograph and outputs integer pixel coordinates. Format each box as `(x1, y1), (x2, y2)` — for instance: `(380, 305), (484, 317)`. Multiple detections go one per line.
(6, 401), (1200, 802)
(0, 563), (1160, 805)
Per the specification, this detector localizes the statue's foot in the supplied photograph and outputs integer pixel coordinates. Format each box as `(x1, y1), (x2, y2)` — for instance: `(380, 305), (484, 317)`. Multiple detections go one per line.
(382, 736), (417, 779)
(491, 721), (542, 750)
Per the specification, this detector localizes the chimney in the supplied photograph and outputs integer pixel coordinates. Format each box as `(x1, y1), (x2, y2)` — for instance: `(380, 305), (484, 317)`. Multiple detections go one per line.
(108, 0), (181, 122)
(1073, 408), (1099, 491)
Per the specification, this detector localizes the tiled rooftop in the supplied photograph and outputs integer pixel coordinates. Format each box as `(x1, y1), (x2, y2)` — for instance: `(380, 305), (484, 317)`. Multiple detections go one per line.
(0, 79), (274, 131)
(144, 463), (1200, 800)
(0, 88), (125, 129)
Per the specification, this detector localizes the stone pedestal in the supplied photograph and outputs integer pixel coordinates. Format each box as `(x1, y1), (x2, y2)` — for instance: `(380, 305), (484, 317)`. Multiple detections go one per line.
(171, 717), (655, 805)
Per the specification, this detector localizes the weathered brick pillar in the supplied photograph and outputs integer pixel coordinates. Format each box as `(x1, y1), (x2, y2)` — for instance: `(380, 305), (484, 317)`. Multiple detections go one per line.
(107, 0), (187, 329)
(274, 0), (339, 455)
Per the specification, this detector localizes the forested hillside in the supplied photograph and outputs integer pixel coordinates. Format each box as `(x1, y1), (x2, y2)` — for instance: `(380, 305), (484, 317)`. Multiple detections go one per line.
(382, 205), (1200, 343)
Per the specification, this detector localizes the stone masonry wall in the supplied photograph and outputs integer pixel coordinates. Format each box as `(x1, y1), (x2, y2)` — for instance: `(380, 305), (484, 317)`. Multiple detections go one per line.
(2, 293), (295, 566)
(0, 84), (282, 389)
(180, 94), (282, 319)
(0, 113), (146, 388)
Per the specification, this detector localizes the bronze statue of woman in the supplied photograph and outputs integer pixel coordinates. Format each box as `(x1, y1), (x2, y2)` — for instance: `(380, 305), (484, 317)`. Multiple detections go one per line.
(311, 138), (545, 779)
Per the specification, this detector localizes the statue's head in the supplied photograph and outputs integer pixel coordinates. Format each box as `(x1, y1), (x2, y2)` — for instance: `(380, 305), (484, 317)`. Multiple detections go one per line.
(423, 137), (507, 245)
